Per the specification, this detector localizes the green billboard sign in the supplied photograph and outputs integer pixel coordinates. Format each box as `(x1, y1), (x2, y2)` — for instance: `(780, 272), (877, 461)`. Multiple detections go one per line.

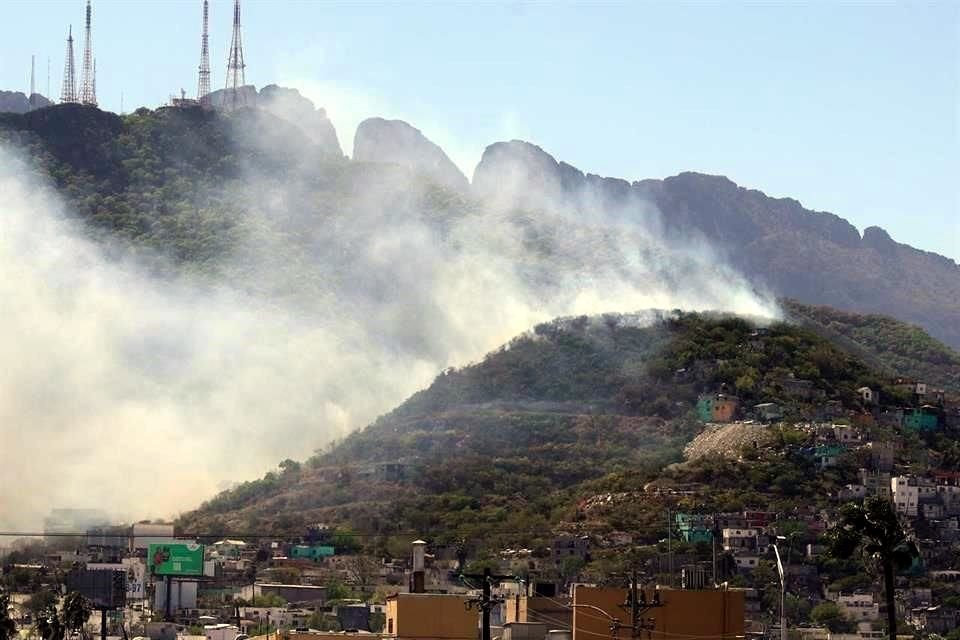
(148, 543), (204, 576)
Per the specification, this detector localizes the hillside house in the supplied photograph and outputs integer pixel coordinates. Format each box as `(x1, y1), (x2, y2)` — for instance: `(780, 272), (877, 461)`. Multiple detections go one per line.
(833, 424), (859, 444)
(675, 513), (713, 543)
(551, 535), (591, 565)
(814, 444), (845, 469)
(779, 377), (824, 400)
(696, 393), (740, 423)
(857, 387), (876, 405)
(858, 469), (892, 499)
(867, 441), (895, 472)
(913, 606), (960, 634)
(733, 553), (760, 572)
(289, 545), (335, 562)
(753, 402), (782, 422)
(721, 527), (758, 551)
(834, 593), (880, 622)
(903, 406), (940, 431)
(891, 476), (937, 517)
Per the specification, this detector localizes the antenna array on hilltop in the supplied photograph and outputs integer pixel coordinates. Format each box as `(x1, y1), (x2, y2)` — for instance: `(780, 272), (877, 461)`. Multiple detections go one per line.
(42, 0), (255, 111)
(79, 0), (97, 106)
(198, 0), (212, 106)
(60, 26), (77, 103)
(224, 0), (247, 109)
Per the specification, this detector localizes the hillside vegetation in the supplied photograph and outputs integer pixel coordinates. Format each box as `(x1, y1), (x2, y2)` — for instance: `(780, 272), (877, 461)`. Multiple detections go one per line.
(177, 309), (947, 553)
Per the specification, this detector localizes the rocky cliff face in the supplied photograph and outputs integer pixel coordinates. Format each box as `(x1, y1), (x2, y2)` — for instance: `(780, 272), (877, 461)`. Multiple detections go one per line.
(353, 117), (468, 191)
(0, 91), (53, 114)
(472, 140), (960, 349)
(205, 84), (343, 159)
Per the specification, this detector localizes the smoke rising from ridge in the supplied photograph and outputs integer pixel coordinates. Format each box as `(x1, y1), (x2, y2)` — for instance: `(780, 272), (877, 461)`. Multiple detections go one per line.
(0, 116), (776, 530)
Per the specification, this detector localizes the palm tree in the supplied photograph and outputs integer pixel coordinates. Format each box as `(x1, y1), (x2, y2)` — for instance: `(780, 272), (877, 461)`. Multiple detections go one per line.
(0, 591), (18, 640)
(62, 592), (92, 640)
(827, 497), (918, 640)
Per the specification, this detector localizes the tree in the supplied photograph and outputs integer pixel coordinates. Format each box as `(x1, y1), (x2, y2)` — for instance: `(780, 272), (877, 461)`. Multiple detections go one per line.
(24, 590), (57, 616)
(62, 592), (92, 640)
(36, 607), (65, 640)
(810, 602), (850, 632)
(0, 591), (17, 640)
(826, 497), (918, 640)
(344, 556), (379, 597)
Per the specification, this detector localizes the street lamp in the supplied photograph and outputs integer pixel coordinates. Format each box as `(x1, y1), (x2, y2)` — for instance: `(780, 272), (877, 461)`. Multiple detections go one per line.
(773, 536), (787, 640)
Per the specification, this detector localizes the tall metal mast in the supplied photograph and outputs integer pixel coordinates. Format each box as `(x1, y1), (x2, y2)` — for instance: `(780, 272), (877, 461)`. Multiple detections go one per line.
(224, 0), (247, 109)
(60, 26), (77, 103)
(30, 55), (36, 107)
(79, 0), (97, 106)
(198, 0), (212, 106)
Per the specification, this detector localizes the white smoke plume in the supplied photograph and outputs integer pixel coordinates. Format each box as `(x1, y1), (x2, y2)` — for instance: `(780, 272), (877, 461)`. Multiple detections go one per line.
(0, 113), (776, 530)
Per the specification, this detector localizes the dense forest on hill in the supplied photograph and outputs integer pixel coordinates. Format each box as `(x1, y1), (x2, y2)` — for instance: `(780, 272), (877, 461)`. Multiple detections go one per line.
(784, 299), (960, 393)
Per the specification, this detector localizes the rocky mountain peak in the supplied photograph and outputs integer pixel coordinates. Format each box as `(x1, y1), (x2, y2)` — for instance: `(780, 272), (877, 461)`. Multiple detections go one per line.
(353, 118), (467, 191)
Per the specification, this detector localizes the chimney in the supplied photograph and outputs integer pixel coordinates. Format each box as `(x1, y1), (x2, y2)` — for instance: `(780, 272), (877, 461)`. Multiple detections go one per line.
(410, 539), (426, 593)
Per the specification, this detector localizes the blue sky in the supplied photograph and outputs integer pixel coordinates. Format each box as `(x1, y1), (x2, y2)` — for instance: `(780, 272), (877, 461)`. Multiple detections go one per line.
(1, 1), (957, 261)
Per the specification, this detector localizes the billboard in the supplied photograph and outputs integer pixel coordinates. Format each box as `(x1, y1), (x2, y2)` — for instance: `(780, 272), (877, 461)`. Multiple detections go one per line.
(148, 543), (204, 576)
(65, 568), (126, 609)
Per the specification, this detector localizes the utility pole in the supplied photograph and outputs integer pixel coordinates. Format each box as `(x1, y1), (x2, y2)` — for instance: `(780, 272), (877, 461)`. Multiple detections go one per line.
(463, 568), (515, 640)
(666, 508), (672, 587)
(619, 574), (664, 639)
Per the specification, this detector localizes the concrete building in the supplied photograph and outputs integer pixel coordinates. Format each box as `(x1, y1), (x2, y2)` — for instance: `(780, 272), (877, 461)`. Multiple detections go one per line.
(835, 593), (880, 621)
(721, 528), (758, 551)
(571, 586), (743, 640)
(385, 593), (476, 640)
(891, 476), (937, 517)
(204, 625), (239, 640)
(859, 469), (892, 500)
(241, 583), (328, 605)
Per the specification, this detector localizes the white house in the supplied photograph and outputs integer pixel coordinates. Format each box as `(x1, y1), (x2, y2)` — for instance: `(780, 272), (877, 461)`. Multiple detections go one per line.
(835, 593), (880, 621)
(891, 476), (937, 517)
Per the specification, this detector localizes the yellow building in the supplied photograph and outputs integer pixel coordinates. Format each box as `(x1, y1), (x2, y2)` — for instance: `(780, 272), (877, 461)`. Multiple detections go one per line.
(572, 586), (743, 640)
(385, 593), (477, 640)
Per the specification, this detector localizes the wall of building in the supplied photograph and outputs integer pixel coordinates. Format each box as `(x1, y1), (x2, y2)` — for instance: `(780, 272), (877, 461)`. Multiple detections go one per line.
(571, 586), (743, 640)
(504, 596), (572, 631)
(386, 593), (476, 640)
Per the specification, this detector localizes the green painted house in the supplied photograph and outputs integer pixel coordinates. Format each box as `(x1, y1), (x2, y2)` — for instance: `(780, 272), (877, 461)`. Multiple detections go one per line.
(290, 545), (335, 561)
(675, 513), (714, 544)
(903, 407), (939, 431)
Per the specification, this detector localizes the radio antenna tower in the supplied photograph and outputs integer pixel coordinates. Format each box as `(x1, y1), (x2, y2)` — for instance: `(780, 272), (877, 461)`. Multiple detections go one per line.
(30, 55), (36, 107)
(79, 0), (97, 106)
(224, 0), (247, 109)
(60, 26), (77, 103)
(198, 0), (211, 106)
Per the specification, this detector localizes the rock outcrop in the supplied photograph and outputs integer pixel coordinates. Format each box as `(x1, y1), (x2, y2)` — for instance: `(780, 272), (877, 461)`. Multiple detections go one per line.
(205, 84), (343, 158)
(470, 139), (960, 349)
(353, 118), (467, 191)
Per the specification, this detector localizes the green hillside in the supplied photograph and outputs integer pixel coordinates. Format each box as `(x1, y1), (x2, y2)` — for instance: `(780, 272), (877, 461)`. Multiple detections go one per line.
(784, 299), (960, 393)
(177, 309), (951, 553)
